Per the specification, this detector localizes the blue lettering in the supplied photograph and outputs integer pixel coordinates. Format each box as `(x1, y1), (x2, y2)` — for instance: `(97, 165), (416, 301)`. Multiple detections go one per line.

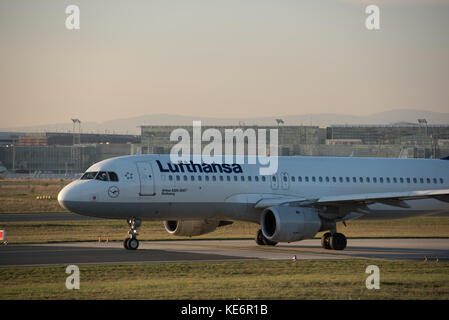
(156, 160), (243, 174)
(156, 160), (169, 173)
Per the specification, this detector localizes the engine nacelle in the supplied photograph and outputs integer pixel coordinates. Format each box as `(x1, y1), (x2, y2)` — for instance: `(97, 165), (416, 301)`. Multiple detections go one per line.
(260, 206), (323, 242)
(164, 220), (222, 237)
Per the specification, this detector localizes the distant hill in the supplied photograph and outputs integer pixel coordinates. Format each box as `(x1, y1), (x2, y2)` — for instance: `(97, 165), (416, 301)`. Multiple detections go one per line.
(2, 109), (449, 135)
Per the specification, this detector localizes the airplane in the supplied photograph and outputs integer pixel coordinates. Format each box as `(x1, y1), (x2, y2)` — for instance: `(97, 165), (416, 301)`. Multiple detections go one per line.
(58, 154), (449, 250)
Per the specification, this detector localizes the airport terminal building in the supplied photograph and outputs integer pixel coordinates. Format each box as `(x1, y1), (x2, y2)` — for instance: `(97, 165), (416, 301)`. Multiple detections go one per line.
(141, 124), (449, 159)
(1, 123), (449, 174)
(0, 132), (140, 174)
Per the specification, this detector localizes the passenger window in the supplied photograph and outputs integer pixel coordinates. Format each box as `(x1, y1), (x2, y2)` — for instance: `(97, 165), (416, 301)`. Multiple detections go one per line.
(400, 178), (404, 183)
(433, 178), (437, 184)
(234, 176), (238, 182)
(241, 176), (245, 182)
(169, 175), (173, 181)
(262, 176), (266, 182)
(331, 177), (336, 183)
(386, 177), (390, 183)
(291, 176), (295, 182)
(255, 176), (259, 182)
(326, 177), (330, 183)
(198, 176), (202, 181)
(380, 177), (384, 183)
(305, 176), (309, 182)
(413, 178), (417, 183)
(96, 172), (109, 181)
(183, 175), (188, 181)
(227, 176), (231, 182)
(359, 177), (363, 183)
(108, 172), (119, 181)
(176, 175), (180, 181)
(272, 176), (277, 182)
(373, 177), (377, 183)
(440, 178), (444, 184)
(191, 175), (195, 181)
(220, 176), (224, 181)
(366, 177), (370, 183)
(406, 178), (411, 183)
(393, 177), (397, 183)
(212, 176), (217, 181)
(319, 177), (323, 182)
(352, 177), (356, 183)
(312, 177), (316, 182)
(346, 177), (350, 183)
(205, 176), (210, 181)
(298, 176), (303, 182)
(426, 178), (431, 184)
(283, 176), (287, 182)
(419, 178), (424, 184)
(339, 177), (343, 183)
(81, 172), (98, 180)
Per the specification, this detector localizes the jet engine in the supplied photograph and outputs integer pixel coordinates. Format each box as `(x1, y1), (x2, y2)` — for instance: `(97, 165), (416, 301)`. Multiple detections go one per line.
(260, 206), (332, 242)
(164, 220), (232, 237)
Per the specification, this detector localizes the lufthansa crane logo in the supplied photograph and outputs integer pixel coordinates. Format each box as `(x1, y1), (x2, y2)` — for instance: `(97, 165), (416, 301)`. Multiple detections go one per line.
(108, 186), (120, 198)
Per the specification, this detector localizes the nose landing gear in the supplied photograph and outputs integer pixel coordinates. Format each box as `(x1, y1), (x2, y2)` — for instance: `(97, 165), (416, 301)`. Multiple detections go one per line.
(124, 217), (141, 250)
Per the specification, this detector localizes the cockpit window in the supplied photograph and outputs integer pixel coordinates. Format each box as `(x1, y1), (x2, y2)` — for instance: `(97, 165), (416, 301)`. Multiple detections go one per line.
(81, 172), (98, 180)
(108, 172), (119, 181)
(96, 171), (109, 181)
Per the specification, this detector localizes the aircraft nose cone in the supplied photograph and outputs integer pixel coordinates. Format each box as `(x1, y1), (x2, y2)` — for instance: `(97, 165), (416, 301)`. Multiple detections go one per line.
(58, 182), (81, 211)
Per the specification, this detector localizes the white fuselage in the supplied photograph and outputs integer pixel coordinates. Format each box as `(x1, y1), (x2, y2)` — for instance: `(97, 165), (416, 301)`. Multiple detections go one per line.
(58, 155), (449, 222)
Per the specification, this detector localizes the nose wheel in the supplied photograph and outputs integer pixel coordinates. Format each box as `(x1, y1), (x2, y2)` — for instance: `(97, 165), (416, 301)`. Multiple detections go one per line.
(124, 217), (141, 250)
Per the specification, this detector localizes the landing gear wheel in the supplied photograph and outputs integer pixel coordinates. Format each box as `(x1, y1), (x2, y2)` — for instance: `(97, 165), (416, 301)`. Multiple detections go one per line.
(128, 238), (139, 250)
(263, 238), (278, 246)
(330, 233), (347, 250)
(124, 217), (141, 250)
(321, 232), (332, 249)
(123, 238), (130, 249)
(255, 229), (278, 246)
(255, 230), (265, 245)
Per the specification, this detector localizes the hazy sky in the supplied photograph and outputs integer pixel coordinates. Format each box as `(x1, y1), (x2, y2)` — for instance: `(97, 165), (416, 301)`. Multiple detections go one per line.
(0, 0), (448, 128)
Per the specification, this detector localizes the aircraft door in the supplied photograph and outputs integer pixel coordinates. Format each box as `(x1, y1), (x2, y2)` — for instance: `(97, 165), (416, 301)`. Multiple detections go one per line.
(136, 161), (156, 196)
(280, 172), (290, 190)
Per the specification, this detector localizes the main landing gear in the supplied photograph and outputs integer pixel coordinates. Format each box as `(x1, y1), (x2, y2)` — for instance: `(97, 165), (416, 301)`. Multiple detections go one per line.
(124, 217), (141, 250)
(321, 231), (347, 250)
(255, 229), (278, 246)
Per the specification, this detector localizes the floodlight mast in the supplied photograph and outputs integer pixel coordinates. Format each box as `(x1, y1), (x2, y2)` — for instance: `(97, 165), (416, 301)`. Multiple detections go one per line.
(71, 119), (82, 173)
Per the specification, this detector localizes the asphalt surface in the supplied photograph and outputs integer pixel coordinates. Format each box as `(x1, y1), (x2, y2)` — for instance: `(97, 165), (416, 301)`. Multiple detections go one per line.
(1, 239), (448, 267)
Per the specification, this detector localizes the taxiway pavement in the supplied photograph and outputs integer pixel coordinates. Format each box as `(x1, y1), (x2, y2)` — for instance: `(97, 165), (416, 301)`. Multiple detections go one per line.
(1, 239), (447, 267)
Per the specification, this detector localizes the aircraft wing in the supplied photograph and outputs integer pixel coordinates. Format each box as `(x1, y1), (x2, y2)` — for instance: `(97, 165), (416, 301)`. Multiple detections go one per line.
(253, 189), (449, 210)
(313, 189), (449, 207)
